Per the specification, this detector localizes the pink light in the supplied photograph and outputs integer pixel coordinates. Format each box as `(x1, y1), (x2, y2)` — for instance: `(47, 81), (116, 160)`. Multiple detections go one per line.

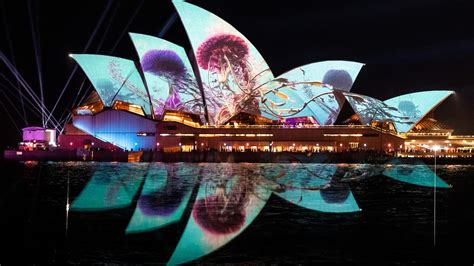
(156, 142), (160, 146)
(69, 142), (73, 146)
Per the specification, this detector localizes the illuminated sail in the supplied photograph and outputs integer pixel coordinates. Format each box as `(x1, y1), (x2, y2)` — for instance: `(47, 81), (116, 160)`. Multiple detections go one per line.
(344, 92), (403, 125)
(383, 90), (454, 133)
(129, 33), (204, 118)
(173, 1), (274, 125)
(70, 54), (151, 115)
(261, 61), (364, 125)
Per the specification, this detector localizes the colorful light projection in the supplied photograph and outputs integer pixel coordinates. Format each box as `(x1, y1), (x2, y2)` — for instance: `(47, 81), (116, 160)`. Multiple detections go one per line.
(344, 92), (405, 126)
(264, 164), (360, 213)
(72, 109), (157, 150)
(129, 33), (205, 118)
(70, 163), (147, 211)
(168, 168), (271, 265)
(70, 54), (151, 115)
(126, 164), (197, 234)
(383, 90), (454, 133)
(383, 160), (450, 188)
(260, 61), (364, 125)
(173, 2), (274, 125)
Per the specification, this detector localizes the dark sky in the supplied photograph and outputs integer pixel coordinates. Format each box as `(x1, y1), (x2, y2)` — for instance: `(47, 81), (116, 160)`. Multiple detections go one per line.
(1, 0), (474, 149)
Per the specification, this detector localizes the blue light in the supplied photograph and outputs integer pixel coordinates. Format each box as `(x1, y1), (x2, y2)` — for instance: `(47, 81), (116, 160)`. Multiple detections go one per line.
(71, 54), (152, 115)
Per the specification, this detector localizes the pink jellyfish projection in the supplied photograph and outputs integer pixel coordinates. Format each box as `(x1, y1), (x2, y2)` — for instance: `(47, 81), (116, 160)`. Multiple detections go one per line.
(196, 34), (260, 124)
(192, 178), (257, 235)
(141, 50), (203, 114)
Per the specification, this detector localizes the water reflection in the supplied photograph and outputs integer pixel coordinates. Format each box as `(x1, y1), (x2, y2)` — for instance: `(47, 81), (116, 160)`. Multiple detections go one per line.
(126, 164), (197, 234)
(262, 164), (361, 213)
(71, 163), (148, 211)
(68, 161), (450, 264)
(383, 159), (450, 188)
(168, 164), (272, 265)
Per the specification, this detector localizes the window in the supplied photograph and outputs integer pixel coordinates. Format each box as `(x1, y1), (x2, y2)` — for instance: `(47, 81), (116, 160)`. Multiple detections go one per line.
(349, 142), (359, 149)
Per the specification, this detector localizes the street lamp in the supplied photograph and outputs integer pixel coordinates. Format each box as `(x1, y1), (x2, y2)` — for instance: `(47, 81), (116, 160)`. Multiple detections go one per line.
(432, 144), (440, 246)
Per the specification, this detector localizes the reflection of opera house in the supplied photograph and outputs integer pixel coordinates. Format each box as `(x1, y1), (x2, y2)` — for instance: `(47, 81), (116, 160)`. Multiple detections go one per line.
(58, 2), (472, 157)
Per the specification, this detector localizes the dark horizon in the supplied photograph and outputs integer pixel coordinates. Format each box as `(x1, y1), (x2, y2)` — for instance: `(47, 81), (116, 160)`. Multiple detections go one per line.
(1, 0), (474, 149)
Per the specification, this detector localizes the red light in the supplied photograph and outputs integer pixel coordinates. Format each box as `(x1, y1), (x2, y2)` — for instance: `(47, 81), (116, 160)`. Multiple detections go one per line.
(70, 142), (73, 146)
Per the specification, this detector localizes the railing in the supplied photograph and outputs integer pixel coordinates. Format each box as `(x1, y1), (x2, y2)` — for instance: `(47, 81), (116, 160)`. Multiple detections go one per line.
(197, 124), (399, 136)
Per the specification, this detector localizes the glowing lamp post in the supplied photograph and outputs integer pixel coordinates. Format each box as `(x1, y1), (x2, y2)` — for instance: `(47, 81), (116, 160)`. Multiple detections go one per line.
(432, 144), (440, 246)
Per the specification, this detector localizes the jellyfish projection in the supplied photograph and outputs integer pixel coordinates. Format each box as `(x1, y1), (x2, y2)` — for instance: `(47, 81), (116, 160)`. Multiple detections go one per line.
(173, 1), (275, 125)
(137, 172), (189, 217)
(383, 90), (454, 133)
(397, 101), (420, 121)
(69, 162), (453, 264)
(258, 61), (364, 125)
(192, 180), (249, 235)
(320, 179), (351, 204)
(126, 164), (197, 234)
(141, 49), (202, 114)
(195, 33), (262, 124)
(265, 164), (361, 213)
(168, 171), (272, 265)
(129, 32), (205, 118)
(322, 69), (354, 92)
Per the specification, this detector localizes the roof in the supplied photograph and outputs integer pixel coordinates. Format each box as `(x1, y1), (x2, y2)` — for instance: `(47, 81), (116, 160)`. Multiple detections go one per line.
(70, 3), (455, 132)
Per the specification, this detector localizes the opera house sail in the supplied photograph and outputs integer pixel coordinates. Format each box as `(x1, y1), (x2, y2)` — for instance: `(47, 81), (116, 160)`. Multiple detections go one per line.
(173, 1), (274, 125)
(52, 1), (458, 156)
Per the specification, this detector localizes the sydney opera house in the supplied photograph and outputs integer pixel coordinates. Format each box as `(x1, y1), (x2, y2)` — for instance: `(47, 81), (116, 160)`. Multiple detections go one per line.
(53, 2), (472, 157)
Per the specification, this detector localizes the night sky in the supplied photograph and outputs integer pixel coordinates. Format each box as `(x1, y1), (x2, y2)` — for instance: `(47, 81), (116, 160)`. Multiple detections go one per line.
(1, 0), (474, 149)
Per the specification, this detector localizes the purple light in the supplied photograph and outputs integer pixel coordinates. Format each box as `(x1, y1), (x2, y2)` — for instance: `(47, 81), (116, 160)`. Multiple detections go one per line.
(141, 50), (186, 78)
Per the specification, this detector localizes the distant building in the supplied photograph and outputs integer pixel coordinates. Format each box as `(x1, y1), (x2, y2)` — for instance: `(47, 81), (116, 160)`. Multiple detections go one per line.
(20, 127), (56, 151)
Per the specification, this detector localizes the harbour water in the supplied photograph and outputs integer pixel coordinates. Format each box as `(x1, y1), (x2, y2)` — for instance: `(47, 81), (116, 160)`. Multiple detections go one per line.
(0, 161), (473, 264)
